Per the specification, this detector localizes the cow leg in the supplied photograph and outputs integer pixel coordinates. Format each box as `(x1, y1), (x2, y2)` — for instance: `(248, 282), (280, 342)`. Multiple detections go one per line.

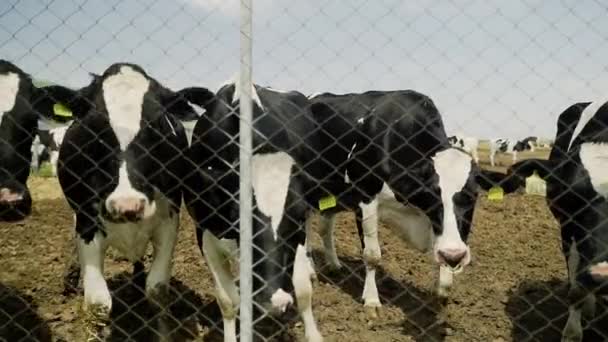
(78, 233), (111, 339)
(318, 213), (341, 270)
(357, 200), (381, 317)
(202, 230), (239, 342)
(294, 244), (323, 342)
(50, 150), (59, 177)
(512, 151), (518, 164)
(437, 265), (454, 299)
(562, 292), (594, 342)
(490, 151), (496, 167)
(304, 213), (318, 282)
(63, 221), (82, 295)
(472, 148), (479, 164)
(147, 216), (178, 341)
(562, 242), (588, 342)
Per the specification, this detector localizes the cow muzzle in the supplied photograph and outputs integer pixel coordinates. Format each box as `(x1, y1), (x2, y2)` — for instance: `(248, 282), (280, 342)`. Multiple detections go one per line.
(105, 196), (151, 223)
(589, 262), (608, 282)
(435, 246), (471, 273)
(0, 187), (32, 221)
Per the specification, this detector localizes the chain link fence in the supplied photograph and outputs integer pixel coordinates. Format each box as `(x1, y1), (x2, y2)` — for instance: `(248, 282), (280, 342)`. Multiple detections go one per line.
(2, 1), (608, 341)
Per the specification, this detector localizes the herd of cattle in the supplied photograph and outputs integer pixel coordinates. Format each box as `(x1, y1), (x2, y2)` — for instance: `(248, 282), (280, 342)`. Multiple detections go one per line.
(0, 59), (605, 342)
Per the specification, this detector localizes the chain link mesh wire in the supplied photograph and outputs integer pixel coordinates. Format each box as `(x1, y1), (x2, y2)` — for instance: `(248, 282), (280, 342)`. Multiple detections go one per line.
(2, 1), (608, 341)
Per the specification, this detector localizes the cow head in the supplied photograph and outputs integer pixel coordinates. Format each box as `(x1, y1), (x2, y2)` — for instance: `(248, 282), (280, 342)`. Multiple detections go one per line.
(387, 147), (522, 272)
(57, 63), (214, 225)
(0, 60), (79, 221)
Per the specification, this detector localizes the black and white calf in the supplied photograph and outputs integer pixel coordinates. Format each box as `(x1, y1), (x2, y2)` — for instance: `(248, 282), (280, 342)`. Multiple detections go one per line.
(0, 60), (76, 221)
(307, 91), (520, 315)
(520, 136), (538, 152)
(489, 138), (533, 166)
(509, 100), (608, 342)
(448, 135), (479, 163)
(56, 63), (200, 337)
(31, 123), (70, 175)
(183, 79), (328, 342)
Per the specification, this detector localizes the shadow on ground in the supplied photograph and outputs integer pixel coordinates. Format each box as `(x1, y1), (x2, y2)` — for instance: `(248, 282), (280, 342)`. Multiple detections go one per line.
(506, 278), (608, 341)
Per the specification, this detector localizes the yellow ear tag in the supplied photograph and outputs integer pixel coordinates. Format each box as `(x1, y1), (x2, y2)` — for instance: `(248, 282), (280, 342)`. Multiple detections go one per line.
(53, 103), (72, 117)
(318, 195), (337, 211)
(488, 186), (504, 201)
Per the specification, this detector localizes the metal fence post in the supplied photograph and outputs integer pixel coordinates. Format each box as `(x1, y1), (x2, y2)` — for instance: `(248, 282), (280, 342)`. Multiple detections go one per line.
(239, 0), (254, 341)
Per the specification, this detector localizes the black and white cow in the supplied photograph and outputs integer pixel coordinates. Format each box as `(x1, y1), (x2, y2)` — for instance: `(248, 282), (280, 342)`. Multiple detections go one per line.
(520, 136), (538, 152)
(489, 138), (533, 167)
(509, 100), (608, 342)
(448, 135), (479, 163)
(306, 91), (521, 315)
(55, 63), (202, 338)
(31, 124), (70, 175)
(183, 79), (334, 342)
(0, 60), (77, 221)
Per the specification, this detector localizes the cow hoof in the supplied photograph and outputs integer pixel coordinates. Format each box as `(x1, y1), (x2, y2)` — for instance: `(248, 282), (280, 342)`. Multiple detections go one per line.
(364, 304), (381, 319)
(326, 261), (343, 272)
(83, 304), (111, 342)
(561, 323), (583, 342)
(306, 329), (324, 342)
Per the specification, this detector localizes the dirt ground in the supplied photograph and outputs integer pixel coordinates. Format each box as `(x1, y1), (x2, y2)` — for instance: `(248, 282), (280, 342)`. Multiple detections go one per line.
(3, 148), (608, 341)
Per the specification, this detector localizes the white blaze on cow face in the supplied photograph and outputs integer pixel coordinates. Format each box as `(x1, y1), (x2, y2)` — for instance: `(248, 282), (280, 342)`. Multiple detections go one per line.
(569, 101), (604, 151)
(431, 149), (472, 268)
(105, 163), (156, 219)
(0, 72), (20, 127)
(251, 152), (294, 241)
(102, 66), (150, 151)
(579, 143), (608, 198)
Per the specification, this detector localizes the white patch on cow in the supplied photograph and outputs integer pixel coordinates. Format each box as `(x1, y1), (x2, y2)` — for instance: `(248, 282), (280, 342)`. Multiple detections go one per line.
(293, 244), (323, 342)
(50, 125), (69, 147)
(377, 184), (433, 252)
(359, 198), (381, 308)
(431, 149), (471, 259)
(251, 152), (294, 241)
(579, 142), (608, 198)
(357, 117), (365, 124)
(78, 233), (111, 312)
(219, 74), (263, 109)
(102, 66), (150, 151)
(359, 199), (381, 263)
(0, 72), (20, 126)
(165, 116), (176, 136)
(569, 100), (605, 151)
(181, 120), (197, 146)
(187, 100), (206, 116)
(344, 142), (357, 184)
(105, 163), (156, 220)
(271, 288), (294, 312)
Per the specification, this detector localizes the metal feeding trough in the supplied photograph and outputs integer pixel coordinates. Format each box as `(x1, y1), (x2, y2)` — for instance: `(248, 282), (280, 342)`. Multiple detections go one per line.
(525, 171), (546, 196)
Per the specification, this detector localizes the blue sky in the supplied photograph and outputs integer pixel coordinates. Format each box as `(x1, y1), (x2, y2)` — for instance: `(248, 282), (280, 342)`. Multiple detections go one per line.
(1, 0), (607, 139)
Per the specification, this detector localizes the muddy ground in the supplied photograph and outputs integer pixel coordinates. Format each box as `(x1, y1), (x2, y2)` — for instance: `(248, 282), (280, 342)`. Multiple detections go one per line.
(3, 149), (608, 341)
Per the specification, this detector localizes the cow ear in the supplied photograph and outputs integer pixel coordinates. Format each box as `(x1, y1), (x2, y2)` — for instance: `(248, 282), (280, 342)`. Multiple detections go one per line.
(476, 170), (523, 194)
(31, 85), (84, 122)
(162, 87), (215, 121)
